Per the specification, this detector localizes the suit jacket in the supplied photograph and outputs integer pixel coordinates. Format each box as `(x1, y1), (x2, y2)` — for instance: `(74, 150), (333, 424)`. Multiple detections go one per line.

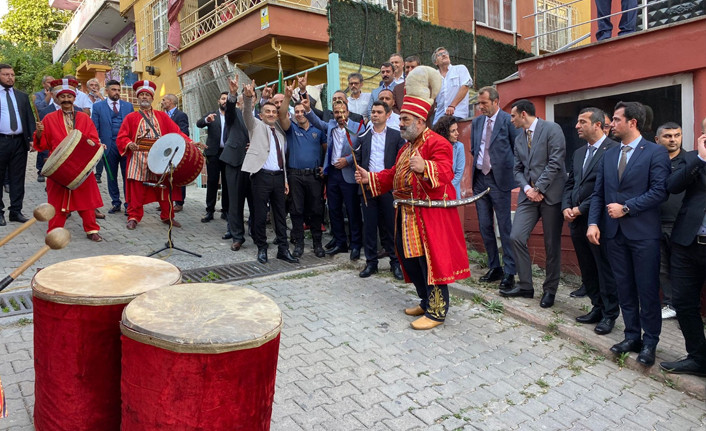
(306, 109), (361, 184)
(667, 150), (706, 246)
(218, 96), (250, 167)
(355, 127), (405, 195)
(169, 108), (189, 136)
(513, 118), (566, 205)
(91, 99), (133, 147)
(588, 137), (670, 240)
(562, 137), (619, 215)
(197, 109), (224, 157)
(1, 88), (35, 150)
(308, 94), (363, 124)
(241, 96), (287, 177)
(471, 109), (518, 192)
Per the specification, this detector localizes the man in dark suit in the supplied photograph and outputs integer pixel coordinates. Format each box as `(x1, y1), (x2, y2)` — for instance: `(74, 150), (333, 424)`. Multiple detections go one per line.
(660, 123), (706, 377)
(0, 64), (36, 226)
(505, 99), (566, 308)
(355, 101), (405, 279)
(92, 80), (134, 214)
(562, 107), (619, 335)
(32, 75), (54, 182)
(219, 76), (252, 250)
(197, 92), (230, 224)
(161, 93), (190, 211)
(587, 101), (670, 366)
(471, 87), (518, 289)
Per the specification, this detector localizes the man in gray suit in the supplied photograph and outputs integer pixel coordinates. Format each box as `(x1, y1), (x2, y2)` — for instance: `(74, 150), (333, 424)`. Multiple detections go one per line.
(504, 99), (566, 308)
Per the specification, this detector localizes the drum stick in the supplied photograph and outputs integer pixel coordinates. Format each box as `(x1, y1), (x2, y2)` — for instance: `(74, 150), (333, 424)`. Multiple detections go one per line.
(0, 203), (55, 248)
(101, 152), (114, 182)
(0, 228), (70, 292)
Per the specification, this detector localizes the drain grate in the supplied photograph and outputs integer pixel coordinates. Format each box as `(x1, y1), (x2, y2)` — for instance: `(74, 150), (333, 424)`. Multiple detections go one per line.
(181, 254), (330, 284)
(0, 290), (33, 318)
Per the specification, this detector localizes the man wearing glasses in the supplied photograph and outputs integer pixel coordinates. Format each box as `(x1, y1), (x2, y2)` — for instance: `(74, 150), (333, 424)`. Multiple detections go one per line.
(346, 72), (370, 119)
(431, 47), (471, 126)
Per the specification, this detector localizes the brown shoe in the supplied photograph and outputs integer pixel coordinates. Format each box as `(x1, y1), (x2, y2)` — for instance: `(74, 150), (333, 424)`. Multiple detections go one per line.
(231, 241), (243, 251)
(162, 219), (182, 228)
(404, 305), (425, 316)
(86, 232), (103, 242)
(94, 209), (106, 220)
(410, 316), (444, 330)
(173, 204), (183, 212)
(126, 220), (137, 230)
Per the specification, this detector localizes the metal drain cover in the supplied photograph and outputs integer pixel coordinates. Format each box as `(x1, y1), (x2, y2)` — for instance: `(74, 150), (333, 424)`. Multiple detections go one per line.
(180, 254), (329, 284)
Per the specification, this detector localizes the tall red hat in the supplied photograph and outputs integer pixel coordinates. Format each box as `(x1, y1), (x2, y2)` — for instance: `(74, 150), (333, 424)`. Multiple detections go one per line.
(51, 79), (78, 97)
(133, 80), (156, 96)
(399, 66), (442, 121)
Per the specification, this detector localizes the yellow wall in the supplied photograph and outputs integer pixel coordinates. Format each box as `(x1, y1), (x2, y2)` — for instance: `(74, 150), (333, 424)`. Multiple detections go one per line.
(570, 0), (592, 46)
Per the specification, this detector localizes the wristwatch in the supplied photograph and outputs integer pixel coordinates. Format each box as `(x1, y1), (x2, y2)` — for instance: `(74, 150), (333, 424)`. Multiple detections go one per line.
(622, 204), (630, 215)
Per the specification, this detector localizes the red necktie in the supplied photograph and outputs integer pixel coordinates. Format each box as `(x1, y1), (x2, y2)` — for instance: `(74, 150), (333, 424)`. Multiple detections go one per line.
(112, 102), (118, 114)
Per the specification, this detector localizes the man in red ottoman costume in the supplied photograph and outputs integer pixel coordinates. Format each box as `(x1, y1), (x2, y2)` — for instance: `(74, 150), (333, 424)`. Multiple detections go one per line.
(117, 80), (191, 230)
(355, 66), (471, 330)
(34, 78), (104, 242)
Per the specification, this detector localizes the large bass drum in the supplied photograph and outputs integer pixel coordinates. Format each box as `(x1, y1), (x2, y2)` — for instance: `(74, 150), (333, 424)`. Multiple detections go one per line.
(41, 129), (104, 190)
(147, 133), (204, 187)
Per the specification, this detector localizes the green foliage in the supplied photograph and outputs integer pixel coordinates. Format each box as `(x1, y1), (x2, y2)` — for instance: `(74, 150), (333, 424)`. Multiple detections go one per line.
(328, 0), (531, 88)
(0, 39), (58, 93)
(67, 48), (132, 76)
(0, 0), (71, 45)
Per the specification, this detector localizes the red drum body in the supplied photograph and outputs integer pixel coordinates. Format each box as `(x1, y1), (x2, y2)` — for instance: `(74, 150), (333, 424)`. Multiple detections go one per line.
(41, 129), (104, 190)
(120, 284), (282, 431)
(31, 256), (181, 431)
(147, 133), (205, 187)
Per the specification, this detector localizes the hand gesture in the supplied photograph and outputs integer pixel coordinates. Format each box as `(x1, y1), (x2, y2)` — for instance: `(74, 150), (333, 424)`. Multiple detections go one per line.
(243, 79), (255, 99)
(228, 74), (239, 95)
(206, 113), (216, 123)
(284, 80), (296, 99)
(697, 133), (706, 160)
(409, 150), (425, 174)
(261, 83), (275, 100)
(301, 97), (311, 112)
(297, 71), (308, 92)
(355, 165), (370, 184)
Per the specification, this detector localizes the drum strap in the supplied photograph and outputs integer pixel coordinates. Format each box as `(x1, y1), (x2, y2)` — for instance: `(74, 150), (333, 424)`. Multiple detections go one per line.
(138, 111), (160, 139)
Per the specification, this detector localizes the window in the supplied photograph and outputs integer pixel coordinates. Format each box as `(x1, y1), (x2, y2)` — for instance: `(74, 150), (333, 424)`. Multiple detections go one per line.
(536, 0), (574, 52)
(474, 0), (514, 32)
(153, 0), (168, 56)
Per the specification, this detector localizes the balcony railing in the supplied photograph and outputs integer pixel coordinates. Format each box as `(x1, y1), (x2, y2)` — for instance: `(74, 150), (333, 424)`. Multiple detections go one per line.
(180, 0), (326, 49)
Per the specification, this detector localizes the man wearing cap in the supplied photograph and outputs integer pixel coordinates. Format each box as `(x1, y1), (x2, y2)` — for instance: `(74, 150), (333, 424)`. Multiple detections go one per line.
(116, 80), (192, 230)
(33, 79), (104, 241)
(355, 66), (471, 330)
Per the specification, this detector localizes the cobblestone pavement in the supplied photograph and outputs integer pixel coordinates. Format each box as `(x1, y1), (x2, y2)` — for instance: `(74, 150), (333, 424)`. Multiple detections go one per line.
(2, 154), (706, 430)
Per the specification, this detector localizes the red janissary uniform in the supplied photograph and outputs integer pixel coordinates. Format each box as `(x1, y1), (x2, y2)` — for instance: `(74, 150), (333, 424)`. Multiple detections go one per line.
(33, 110), (103, 233)
(116, 109), (189, 222)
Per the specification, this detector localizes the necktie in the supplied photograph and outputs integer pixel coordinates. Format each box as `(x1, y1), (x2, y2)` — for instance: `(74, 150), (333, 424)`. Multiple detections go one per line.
(583, 145), (597, 174)
(113, 102), (119, 114)
(481, 118), (493, 175)
(618, 145), (633, 181)
(270, 127), (284, 170)
(6, 89), (18, 132)
(526, 130), (533, 149)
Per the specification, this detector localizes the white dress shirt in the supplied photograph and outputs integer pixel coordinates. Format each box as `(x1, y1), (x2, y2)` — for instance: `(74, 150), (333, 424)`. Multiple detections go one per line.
(475, 109), (499, 170)
(0, 87), (23, 135)
(369, 127), (387, 173)
(433, 64), (472, 124)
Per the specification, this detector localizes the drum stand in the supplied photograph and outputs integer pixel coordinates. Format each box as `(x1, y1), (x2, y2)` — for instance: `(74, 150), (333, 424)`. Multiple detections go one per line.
(146, 149), (202, 258)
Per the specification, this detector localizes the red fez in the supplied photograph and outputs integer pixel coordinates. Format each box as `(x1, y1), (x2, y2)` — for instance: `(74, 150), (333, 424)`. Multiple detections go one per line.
(133, 80), (156, 96)
(51, 79), (78, 97)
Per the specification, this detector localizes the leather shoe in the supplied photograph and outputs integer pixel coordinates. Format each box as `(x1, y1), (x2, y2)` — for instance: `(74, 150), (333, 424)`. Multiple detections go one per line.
(37, 175), (45, 183)
(126, 220), (137, 230)
(9, 212), (29, 223)
(0, 213), (5, 226)
(610, 339), (642, 355)
(222, 231), (233, 240)
(257, 249), (268, 264)
(499, 286), (534, 298)
(325, 244), (348, 256)
(660, 358), (706, 377)
(231, 241), (243, 251)
(324, 238), (336, 250)
(173, 204), (183, 212)
(377, 249), (389, 259)
(95, 209), (106, 220)
(313, 243), (325, 258)
(220, 212), (227, 220)
(404, 305), (424, 316)
(359, 264), (378, 278)
(292, 244), (304, 258)
(276, 249), (299, 264)
(570, 284), (587, 298)
(576, 307), (602, 324)
(95, 176), (102, 184)
(637, 345), (656, 366)
(594, 317), (615, 335)
(480, 267), (503, 283)
(499, 274), (515, 289)
(201, 212), (214, 223)
(411, 316), (444, 330)
(391, 264), (404, 280)
(86, 232), (103, 242)
(108, 205), (121, 214)
(162, 219), (182, 228)
(350, 247), (361, 261)
(540, 292), (555, 308)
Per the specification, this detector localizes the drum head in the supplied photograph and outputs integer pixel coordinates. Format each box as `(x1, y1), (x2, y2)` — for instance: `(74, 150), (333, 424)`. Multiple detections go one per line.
(148, 133), (186, 175)
(41, 129), (82, 177)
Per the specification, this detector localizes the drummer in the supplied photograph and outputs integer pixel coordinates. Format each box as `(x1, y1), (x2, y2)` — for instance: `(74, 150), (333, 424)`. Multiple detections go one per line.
(33, 79), (105, 242)
(116, 81), (193, 230)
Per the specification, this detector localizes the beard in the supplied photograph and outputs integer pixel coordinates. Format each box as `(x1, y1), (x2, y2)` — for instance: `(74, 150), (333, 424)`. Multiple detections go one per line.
(400, 120), (420, 141)
(139, 99), (152, 109)
(109, 94), (120, 102)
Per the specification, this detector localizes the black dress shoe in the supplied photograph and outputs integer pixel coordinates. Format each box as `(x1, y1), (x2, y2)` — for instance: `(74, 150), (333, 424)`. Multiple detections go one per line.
(201, 212), (214, 223)
(324, 238), (336, 250)
(222, 232), (233, 240)
(325, 244), (348, 256)
(108, 204), (121, 214)
(499, 286), (534, 298)
(292, 244), (304, 258)
(276, 249), (299, 264)
(660, 358), (706, 377)
(540, 292), (555, 308)
(391, 264), (404, 280)
(594, 317), (615, 335)
(570, 284), (587, 298)
(9, 212), (29, 223)
(37, 175), (45, 183)
(220, 212), (227, 220)
(313, 243), (325, 258)
(359, 264), (378, 278)
(499, 274), (515, 289)
(610, 339), (642, 355)
(350, 247), (361, 261)
(480, 267), (503, 283)
(576, 307), (602, 324)
(257, 249), (268, 264)
(637, 345), (656, 366)
(0, 213), (5, 226)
